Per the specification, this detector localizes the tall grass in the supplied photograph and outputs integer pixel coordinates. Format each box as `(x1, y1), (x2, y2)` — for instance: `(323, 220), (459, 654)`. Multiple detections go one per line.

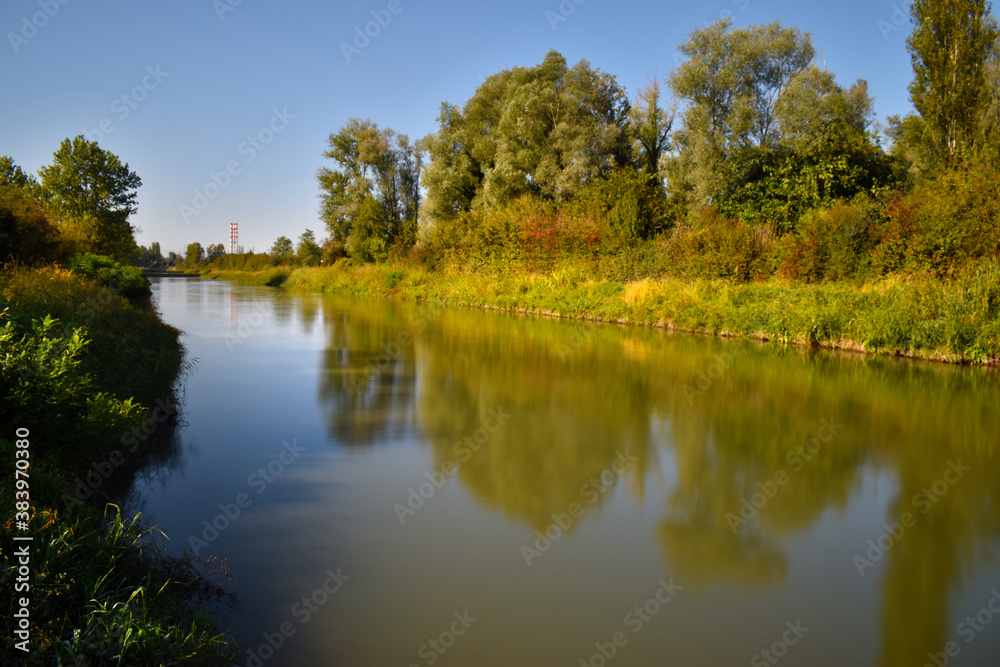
(230, 257), (1000, 364)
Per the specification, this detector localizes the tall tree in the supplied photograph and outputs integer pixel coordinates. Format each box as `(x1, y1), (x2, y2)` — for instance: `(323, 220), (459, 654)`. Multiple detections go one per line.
(185, 242), (204, 265)
(38, 136), (142, 260)
(668, 20), (814, 206)
(270, 236), (293, 262)
(0, 156), (38, 191)
(422, 50), (632, 218)
(317, 119), (422, 259)
(907, 0), (998, 162)
(296, 228), (321, 266)
(630, 79), (675, 179)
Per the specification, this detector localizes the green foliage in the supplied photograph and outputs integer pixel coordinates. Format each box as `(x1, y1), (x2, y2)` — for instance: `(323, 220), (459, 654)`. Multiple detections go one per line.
(0, 315), (147, 445)
(575, 168), (669, 242)
(296, 229), (321, 266)
(317, 118), (422, 259)
(871, 160), (1000, 275)
(205, 243), (226, 262)
(907, 0), (998, 163)
(270, 235), (294, 264)
(669, 20), (815, 204)
(630, 79), (675, 178)
(0, 185), (62, 265)
(422, 50), (631, 220)
(68, 253), (151, 302)
(348, 195), (390, 263)
(0, 266), (182, 406)
(778, 202), (878, 281)
(666, 207), (774, 281)
(38, 136), (142, 262)
(185, 241), (205, 266)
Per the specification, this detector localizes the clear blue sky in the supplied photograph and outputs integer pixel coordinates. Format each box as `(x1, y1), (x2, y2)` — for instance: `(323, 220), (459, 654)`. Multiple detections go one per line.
(1, 0), (929, 255)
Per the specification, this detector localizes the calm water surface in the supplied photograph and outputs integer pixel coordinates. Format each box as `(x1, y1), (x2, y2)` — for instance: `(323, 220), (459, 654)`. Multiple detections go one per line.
(133, 277), (1000, 666)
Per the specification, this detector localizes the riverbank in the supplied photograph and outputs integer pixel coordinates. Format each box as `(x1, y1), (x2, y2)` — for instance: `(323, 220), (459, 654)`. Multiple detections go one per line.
(1, 264), (238, 664)
(201, 260), (1000, 365)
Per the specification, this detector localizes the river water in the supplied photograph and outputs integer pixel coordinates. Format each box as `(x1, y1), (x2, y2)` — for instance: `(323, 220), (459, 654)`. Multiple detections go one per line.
(134, 276), (1000, 666)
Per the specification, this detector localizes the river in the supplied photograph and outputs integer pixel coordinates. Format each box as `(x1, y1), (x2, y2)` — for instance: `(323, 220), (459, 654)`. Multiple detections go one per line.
(132, 276), (1000, 666)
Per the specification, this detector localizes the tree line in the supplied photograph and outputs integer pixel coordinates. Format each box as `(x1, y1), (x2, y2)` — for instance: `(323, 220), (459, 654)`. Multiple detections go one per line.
(3, 0), (996, 283)
(305, 0), (999, 282)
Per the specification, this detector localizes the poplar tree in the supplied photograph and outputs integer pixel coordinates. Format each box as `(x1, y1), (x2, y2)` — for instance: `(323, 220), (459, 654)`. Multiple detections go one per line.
(907, 0), (998, 161)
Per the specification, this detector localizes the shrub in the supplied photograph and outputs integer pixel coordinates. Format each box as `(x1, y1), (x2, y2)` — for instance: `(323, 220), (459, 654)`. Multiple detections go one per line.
(666, 207), (773, 281)
(68, 253), (150, 302)
(779, 202), (877, 281)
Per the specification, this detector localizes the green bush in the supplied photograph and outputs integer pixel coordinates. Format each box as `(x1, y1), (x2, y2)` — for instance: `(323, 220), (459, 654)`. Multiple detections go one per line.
(779, 202), (878, 281)
(666, 207), (774, 281)
(68, 253), (150, 302)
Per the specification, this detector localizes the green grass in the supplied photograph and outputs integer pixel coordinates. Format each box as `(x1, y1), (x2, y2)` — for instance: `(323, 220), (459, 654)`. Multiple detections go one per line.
(209, 257), (1000, 365)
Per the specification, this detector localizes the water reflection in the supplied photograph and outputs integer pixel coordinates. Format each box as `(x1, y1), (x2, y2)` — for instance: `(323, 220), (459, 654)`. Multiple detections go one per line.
(315, 294), (1000, 664)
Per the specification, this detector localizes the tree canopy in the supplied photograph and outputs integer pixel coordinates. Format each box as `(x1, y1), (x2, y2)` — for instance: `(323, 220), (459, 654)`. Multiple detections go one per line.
(37, 136), (142, 261)
(907, 0), (998, 162)
(422, 50), (632, 219)
(317, 119), (422, 261)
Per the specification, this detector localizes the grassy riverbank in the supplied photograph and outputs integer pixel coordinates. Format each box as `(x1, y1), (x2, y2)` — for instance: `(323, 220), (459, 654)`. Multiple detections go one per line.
(1, 263), (238, 664)
(203, 259), (1000, 365)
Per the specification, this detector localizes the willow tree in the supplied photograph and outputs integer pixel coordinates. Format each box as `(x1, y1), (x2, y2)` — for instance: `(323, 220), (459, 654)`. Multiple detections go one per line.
(317, 119), (422, 261)
(668, 20), (814, 206)
(421, 50), (632, 219)
(907, 0), (998, 162)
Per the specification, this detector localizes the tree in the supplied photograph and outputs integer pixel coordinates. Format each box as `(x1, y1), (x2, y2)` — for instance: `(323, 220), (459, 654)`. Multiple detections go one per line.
(149, 241), (163, 262)
(630, 79), (675, 179)
(206, 243), (226, 261)
(296, 229), (321, 266)
(317, 119), (422, 261)
(38, 136), (142, 261)
(270, 236), (293, 263)
(185, 242), (204, 266)
(716, 68), (892, 230)
(0, 156), (38, 191)
(668, 20), (814, 206)
(907, 0), (998, 163)
(0, 185), (60, 265)
(422, 50), (632, 218)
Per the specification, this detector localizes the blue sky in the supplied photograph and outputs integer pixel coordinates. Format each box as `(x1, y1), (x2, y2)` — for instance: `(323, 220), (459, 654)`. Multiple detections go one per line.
(1, 0), (927, 254)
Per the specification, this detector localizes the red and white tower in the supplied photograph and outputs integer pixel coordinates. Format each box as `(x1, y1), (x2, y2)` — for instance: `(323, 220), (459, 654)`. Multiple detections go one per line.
(229, 222), (239, 255)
